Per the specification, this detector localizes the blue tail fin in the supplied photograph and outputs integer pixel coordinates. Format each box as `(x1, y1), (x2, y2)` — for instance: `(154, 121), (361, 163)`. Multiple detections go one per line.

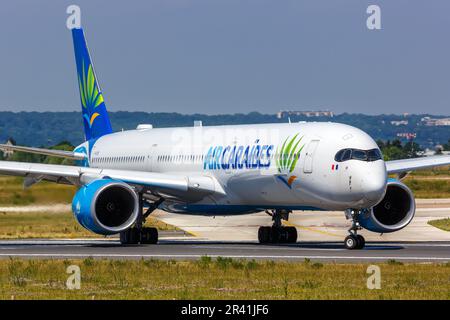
(71, 28), (112, 141)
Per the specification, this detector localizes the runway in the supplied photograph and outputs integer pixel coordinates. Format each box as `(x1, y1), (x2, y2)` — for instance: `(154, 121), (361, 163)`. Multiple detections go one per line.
(153, 198), (450, 243)
(0, 239), (449, 262)
(0, 199), (448, 263)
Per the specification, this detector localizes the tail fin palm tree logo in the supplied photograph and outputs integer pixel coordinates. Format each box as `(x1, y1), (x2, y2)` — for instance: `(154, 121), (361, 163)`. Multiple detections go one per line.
(79, 61), (104, 128)
(276, 133), (305, 188)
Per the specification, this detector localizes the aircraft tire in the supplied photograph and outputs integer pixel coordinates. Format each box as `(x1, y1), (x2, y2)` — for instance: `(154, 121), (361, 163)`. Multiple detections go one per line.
(120, 228), (140, 245)
(258, 226), (271, 244)
(356, 235), (365, 249)
(344, 235), (358, 250)
(141, 227), (158, 244)
(285, 226), (298, 243)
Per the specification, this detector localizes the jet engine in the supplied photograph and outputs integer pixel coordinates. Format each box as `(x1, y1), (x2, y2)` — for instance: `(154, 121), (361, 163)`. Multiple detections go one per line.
(72, 179), (139, 235)
(359, 180), (415, 233)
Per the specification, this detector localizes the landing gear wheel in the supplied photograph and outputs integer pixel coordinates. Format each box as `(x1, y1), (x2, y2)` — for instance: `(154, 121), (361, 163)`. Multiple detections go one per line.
(119, 193), (164, 246)
(286, 226), (297, 243)
(271, 227), (282, 243)
(259, 209), (297, 244)
(274, 227), (295, 243)
(120, 228), (140, 245)
(344, 235), (358, 250)
(258, 226), (271, 244)
(141, 227), (158, 244)
(344, 209), (368, 250)
(258, 226), (297, 244)
(356, 235), (365, 249)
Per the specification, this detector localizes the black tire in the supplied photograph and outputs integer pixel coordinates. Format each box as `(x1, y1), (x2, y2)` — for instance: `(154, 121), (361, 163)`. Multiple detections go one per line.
(141, 227), (158, 244)
(258, 226), (271, 243)
(286, 226), (298, 243)
(356, 235), (365, 249)
(120, 228), (140, 245)
(344, 235), (358, 250)
(271, 227), (282, 243)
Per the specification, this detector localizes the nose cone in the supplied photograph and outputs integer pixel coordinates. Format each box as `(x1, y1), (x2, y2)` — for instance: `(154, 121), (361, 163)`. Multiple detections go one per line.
(362, 162), (387, 205)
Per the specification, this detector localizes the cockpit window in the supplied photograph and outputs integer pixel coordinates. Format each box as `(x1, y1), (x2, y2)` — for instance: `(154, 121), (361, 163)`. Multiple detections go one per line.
(334, 148), (382, 162)
(367, 149), (382, 161)
(342, 149), (352, 161)
(352, 150), (367, 161)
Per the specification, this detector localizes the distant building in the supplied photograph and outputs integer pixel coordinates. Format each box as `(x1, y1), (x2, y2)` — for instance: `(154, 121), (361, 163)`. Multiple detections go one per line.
(2, 137), (16, 158)
(421, 117), (450, 126)
(397, 132), (416, 140)
(390, 120), (408, 126)
(422, 147), (450, 156)
(276, 110), (334, 119)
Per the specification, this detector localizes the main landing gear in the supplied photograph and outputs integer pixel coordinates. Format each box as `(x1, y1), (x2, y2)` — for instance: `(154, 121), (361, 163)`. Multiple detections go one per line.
(344, 209), (366, 250)
(120, 194), (164, 245)
(258, 209), (297, 244)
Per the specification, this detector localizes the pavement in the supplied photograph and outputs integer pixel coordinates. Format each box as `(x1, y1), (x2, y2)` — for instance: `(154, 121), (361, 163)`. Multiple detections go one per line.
(0, 239), (448, 262)
(0, 198), (448, 263)
(153, 198), (450, 242)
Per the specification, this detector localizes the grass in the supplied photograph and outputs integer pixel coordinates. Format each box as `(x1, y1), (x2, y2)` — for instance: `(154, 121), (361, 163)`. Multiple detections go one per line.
(384, 165), (450, 198)
(0, 258), (448, 299)
(428, 218), (450, 232)
(0, 176), (179, 238)
(0, 211), (179, 239)
(0, 211), (95, 239)
(403, 178), (450, 198)
(410, 165), (450, 177)
(0, 176), (75, 205)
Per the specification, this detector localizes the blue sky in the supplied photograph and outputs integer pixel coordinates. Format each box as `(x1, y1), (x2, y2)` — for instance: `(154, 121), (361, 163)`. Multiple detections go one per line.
(0, 0), (449, 115)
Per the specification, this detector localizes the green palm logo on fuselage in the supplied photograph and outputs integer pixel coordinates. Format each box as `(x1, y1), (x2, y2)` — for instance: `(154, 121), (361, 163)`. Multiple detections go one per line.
(276, 133), (305, 188)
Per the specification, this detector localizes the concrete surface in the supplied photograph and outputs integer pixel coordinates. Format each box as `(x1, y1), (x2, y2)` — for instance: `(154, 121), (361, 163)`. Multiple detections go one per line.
(0, 239), (449, 262)
(153, 199), (450, 242)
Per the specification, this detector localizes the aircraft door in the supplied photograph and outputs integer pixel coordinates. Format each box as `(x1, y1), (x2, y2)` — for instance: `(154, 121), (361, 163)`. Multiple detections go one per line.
(303, 140), (320, 174)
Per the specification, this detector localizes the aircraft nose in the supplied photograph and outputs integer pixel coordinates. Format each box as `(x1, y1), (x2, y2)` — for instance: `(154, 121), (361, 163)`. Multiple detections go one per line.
(362, 163), (387, 203)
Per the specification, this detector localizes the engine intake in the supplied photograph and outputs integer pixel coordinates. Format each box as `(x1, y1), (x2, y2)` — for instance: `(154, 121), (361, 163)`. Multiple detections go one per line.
(359, 180), (415, 233)
(72, 179), (139, 235)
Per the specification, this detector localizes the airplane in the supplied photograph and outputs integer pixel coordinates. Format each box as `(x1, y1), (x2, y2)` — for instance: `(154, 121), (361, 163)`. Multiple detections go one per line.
(1, 23), (450, 250)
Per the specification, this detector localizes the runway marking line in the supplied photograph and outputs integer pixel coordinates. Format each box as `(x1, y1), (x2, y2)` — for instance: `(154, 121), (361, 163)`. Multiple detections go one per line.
(189, 245), (346, 252)
(0, 253), (448, 261)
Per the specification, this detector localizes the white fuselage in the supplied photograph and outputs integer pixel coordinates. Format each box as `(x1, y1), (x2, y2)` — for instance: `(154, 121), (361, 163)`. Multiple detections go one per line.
(81, 122), (387, 214)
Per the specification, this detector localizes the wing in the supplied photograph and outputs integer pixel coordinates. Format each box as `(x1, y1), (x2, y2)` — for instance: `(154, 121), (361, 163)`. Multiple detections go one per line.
(386, 155), (450, 174)
(0, 144), (86, 160)
(0, 160), (224, 201)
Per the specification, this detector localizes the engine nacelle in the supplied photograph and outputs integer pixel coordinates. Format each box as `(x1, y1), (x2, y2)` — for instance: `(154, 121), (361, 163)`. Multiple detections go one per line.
(359, 180), (415, 233)
(72, 179), (139, 235)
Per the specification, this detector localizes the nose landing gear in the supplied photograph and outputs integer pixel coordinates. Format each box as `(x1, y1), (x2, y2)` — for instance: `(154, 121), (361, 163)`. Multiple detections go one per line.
(344, 209), (366, 249)
(258, 209), (297, 244)
(344, 234), (365, 250)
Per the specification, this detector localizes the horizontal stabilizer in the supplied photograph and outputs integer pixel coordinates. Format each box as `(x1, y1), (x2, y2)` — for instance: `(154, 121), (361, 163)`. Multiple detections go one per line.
(0, 144), (87, 160)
